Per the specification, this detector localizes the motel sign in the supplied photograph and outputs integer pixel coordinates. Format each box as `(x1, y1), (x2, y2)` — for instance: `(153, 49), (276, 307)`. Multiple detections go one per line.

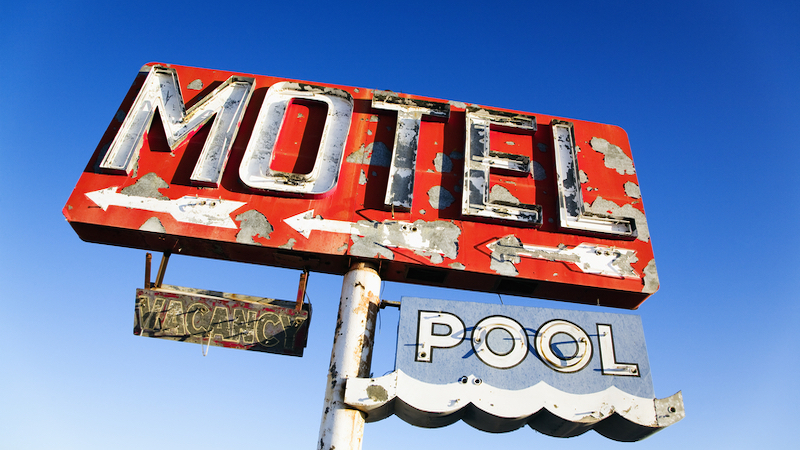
(63, 63), (682, 447)
(64, 63), (659, 309)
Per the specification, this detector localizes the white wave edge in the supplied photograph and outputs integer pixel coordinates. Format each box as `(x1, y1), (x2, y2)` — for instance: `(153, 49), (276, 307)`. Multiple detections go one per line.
(345, 370), (659, 427)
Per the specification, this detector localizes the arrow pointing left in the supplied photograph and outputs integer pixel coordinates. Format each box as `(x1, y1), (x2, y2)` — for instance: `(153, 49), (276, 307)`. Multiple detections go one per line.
(85, 187), (245, 229)
(487, 236), (640, 279)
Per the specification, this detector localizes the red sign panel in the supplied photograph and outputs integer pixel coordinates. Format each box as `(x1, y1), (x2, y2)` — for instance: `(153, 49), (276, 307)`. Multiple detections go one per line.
(64, 63), (658, 309)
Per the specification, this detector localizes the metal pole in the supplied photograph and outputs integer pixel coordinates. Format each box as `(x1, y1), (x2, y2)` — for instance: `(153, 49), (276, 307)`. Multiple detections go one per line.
(318, 261), (381, 450)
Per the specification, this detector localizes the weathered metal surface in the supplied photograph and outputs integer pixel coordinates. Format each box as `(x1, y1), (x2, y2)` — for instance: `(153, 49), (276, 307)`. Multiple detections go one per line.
(344, 296), (684, 441)
(134, 285), (310, 356)
(318, 262), (381, 450)
(64, 63), (659, 309)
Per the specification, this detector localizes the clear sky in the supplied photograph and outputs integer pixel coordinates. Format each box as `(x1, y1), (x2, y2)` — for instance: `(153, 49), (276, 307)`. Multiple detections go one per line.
(1, 1), (798, 448)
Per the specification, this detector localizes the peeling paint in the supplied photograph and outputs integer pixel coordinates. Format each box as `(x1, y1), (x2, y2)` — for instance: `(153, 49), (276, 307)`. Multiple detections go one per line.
(427, 186), (454, 210)
(590, 137), (635, 175)
(462, 109), (541, 225)
(433, 153), (452, 173)
(121, 172), (169, 200)
(642, 259), (659, 293)
(537, 143), (548, 153)
(367, 384), (389, 402)
(381, 108), (425, 208)
(350, 235), (394, 260)
(449, 262), (466, 270)
(449, 151), (463, 160)
(488, 236), (640, 279)
(350, 220), (460, 263)
(585, 197), (650, 242)
(101, 66), (254, 187)
(553, 123), (581, 218)
(624, 181), (641, 199)
(187, 79), (203, 90)
(235, 210), (273, 245)
(281, 82), (351, 100)
(346, 142), (391, 167)
(370, 92), (451, 210)
(139, 217), (165, 233)
(489, 185), (520, 205)
(448, 100), (467, 109)
(359, 169), (367, 185)
(279, 238), (297, 249)
(238, 81), (352, 194)
(489, 235), (521, 276)
(612, 250), (639, 278)
(552, 122), (636, 237)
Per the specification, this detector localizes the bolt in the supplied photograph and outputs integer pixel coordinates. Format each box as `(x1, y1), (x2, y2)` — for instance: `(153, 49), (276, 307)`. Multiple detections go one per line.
(473, 378), (482, 385)
(459, 376), (468, 384)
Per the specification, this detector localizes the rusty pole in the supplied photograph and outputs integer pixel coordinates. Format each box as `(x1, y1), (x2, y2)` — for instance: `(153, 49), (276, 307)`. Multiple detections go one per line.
(317, 261), (381, 450)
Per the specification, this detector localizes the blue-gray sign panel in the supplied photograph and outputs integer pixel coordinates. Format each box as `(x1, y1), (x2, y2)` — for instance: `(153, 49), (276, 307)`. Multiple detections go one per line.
(396, 296), (654, 398)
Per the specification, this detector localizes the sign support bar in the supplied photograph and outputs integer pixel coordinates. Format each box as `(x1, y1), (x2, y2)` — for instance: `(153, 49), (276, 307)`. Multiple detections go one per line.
(317, 262), (381, 450)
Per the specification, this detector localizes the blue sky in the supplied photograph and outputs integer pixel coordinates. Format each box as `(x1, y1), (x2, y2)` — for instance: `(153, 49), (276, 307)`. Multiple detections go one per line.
(1, 1), (798, 448)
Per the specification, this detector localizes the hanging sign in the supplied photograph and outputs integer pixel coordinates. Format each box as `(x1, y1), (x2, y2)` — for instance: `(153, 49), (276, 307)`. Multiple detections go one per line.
(345, 297), (683, 441)
(64, 62), (658, 309)
(135, 285), (310, 356)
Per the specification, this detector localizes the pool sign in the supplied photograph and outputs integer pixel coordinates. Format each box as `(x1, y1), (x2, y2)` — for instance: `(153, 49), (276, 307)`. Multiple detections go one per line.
(345, 297), (684, 441)
(63, 62), (659, 308)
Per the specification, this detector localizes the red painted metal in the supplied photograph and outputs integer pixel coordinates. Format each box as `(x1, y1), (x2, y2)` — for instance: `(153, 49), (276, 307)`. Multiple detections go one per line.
(64, 63), (658, 309)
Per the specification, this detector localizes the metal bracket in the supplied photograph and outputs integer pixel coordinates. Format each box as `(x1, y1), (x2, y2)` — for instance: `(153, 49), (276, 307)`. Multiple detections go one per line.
(380, 299), (400, 309)
(296, 269), (309, 311)
(144, 252), (171, 289)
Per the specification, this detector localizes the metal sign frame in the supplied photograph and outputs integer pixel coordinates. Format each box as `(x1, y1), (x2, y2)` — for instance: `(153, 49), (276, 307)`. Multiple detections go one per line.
(64, 62), (659, 310)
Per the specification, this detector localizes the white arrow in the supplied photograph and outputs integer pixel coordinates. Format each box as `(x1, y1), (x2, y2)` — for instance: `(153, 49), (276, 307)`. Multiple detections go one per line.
(284, 209), (358, 239)
(85, 187), (245, 229)
(285, 209), (457, 256)
(487, 237), (639, 279)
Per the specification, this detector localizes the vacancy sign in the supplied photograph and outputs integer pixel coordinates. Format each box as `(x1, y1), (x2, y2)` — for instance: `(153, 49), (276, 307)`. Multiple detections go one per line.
(135, 285), (310, 356)
(64, 63), (658, 309)
(345, 297), (684, 441)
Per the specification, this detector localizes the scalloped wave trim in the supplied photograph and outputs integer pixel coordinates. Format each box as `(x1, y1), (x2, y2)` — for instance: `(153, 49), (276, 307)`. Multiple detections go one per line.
(344, 370), (683, 442)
